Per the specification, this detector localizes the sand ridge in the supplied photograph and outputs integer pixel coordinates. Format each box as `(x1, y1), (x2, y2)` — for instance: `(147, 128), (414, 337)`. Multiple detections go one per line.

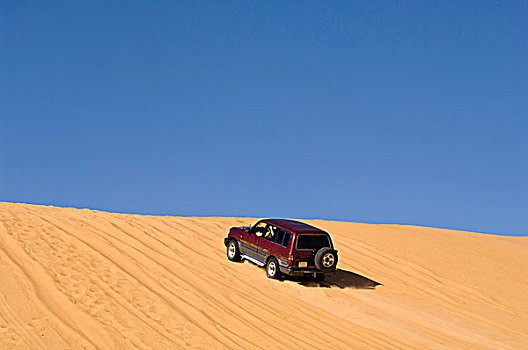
(0, 202), (526, 349)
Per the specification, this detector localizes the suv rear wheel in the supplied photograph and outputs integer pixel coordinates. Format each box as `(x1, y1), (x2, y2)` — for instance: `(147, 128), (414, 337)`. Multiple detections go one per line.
(266, 257), (280, 279)
(226, 240), (241, 262)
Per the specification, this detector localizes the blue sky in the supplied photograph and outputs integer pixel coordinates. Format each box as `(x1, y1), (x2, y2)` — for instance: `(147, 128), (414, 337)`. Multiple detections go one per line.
(1, 1), (526, 235)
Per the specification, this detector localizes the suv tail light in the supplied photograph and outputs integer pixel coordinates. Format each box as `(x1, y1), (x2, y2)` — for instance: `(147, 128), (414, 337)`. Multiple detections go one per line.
(287, 255), (294, 266)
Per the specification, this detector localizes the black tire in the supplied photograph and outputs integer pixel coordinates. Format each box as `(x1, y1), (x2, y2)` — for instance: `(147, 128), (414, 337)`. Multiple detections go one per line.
(266, 257), (280, 279)
(226, 239), (241, 262)
(314, 247), (338, 272)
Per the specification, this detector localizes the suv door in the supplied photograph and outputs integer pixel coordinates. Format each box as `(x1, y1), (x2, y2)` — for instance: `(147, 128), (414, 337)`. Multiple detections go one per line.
(245, 221), (267, 262)
(258, 224), (279, 262)
(238, 228), (254, 255)
(293, 233), (331, 267)
(269, 227), (292, 267)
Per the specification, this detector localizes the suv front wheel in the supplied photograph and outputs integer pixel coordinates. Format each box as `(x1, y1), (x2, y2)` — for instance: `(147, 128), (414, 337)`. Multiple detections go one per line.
(266, 257), (280, 279)
(226, 240), (241, 262)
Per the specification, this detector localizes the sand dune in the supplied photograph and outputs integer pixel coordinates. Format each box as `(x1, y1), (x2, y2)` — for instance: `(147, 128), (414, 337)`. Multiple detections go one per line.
(0, 202), (526, 349)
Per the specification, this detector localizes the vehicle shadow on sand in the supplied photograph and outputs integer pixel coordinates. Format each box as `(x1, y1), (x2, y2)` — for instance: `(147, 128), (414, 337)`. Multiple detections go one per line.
(283, 269), (382, 289)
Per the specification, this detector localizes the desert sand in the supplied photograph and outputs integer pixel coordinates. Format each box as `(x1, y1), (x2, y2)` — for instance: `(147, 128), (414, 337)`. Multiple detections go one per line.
(0, 202), (526, 349)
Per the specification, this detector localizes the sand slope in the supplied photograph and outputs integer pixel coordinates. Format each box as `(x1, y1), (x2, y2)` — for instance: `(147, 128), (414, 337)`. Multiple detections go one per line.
(0, 202), (526, 349)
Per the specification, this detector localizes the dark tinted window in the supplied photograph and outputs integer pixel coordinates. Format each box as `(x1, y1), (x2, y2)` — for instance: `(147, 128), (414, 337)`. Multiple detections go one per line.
(282, 231), (292, 248)
(297, 235), (330, 250)
(273, 228), (285, 245)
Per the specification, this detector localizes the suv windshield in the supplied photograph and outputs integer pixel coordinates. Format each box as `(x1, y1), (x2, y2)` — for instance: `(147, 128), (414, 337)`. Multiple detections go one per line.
(297, 235), (330, 250)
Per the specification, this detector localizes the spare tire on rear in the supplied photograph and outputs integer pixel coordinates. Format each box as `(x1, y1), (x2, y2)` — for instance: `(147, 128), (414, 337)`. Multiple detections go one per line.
(314, 247), (338, 272)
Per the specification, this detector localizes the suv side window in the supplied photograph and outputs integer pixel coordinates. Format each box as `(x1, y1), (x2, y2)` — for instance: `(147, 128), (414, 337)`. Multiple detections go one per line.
(252, 221), (268, 237)
(263, 225), (278, 241)
(280, 229), (292, 248)
(272, 228), (285, 245)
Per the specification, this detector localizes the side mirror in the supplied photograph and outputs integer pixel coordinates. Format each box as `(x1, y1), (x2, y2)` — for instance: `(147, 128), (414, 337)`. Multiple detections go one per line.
(244, 228), (250, 233)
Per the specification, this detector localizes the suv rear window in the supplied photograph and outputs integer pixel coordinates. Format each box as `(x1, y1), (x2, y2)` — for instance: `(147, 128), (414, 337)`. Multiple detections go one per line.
(296, 235), (330, 250)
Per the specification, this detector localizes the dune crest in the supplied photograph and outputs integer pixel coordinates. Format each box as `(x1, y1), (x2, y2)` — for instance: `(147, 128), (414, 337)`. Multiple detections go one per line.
(0, 202), (526, 349)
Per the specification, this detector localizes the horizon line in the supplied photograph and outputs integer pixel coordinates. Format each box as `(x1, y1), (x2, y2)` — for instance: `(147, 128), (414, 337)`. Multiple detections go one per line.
(1, 199), (525, 237)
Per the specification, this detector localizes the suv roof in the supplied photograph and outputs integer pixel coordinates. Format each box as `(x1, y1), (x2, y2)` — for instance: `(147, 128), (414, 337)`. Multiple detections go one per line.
(264, 219), (326, 234)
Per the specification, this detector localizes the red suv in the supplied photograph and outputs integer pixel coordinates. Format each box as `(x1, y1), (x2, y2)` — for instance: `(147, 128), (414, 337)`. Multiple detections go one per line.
(224, 219), (338, 280)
